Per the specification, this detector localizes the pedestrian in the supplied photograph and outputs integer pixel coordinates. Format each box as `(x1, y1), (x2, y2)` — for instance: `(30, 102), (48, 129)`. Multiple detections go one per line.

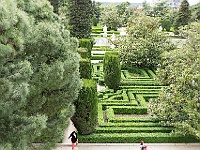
(140, 140), (147, 150)
(68, 131), (78, 150)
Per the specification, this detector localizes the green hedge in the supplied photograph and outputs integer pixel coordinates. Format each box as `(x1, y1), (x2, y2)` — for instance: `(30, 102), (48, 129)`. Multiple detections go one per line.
(71, 79), (98, 135)
(79, 38), (94, 58)
(99, 122), (163, 127)
(95, 127), (174, 133)
(91, 54), (104, 60)
(103, 52), (121, 92)
(78, 133), (199, 143)
(106, 106), (147, 114)
(78, 47), (88, 59)
(79, 58), (92, 79)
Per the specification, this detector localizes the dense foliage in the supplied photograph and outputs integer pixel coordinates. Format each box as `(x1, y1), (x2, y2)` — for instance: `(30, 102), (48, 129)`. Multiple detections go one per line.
(174, 0), (191, 32)
(103, 52), (121, 92)
(150, 22), (200, 139)
(68, 0), (93, 38)
(100, 4), (122, 31)
(0, 0), (82, 149)
(115, 14), (174, 69)
(71, 79), (98, 135)
(79, 59), (92, 79)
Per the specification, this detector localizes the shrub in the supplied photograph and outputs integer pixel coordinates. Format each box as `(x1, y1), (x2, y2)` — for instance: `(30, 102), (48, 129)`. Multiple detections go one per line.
(78, 48), (88, 59)
(71, 79), (98, 135)
(79, 38), (94, 59)
(79, 58), (92, 79)
(103, 52), (121, 92)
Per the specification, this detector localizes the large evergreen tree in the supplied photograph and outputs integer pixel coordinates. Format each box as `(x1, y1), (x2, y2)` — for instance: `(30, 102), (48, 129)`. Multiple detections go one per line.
(0, 0), (47, 149)
(0, 0), (82, 149)
(174, 0), (191, 31)
(68, 0), (93, 38)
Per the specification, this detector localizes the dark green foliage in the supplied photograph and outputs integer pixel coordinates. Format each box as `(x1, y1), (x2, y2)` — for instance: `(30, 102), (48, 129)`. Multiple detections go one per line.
(71, 79), (98, 135)
(68, 0), (93, 38)
(79, 59), (92, 79)
(103, 52), (121, 92)
(190, 2), (200, 21)
(174, 0), (191, 31)
(48, 0), (61, 14)
(79, 38), (94, 59)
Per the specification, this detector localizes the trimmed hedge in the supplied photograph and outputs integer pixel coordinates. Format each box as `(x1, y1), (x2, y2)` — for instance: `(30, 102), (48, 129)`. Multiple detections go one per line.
(95, 127), (174, 133)
(79, 58), (92, 79)
(99, 122), (163, 127)
(103, 52), (121, 92)
(71, 79), (98, 135)
(78, 47), (88, 59)
(107, 106), (147, 114)
(78, 133), (199, 143)
(79, 38), (94, 58)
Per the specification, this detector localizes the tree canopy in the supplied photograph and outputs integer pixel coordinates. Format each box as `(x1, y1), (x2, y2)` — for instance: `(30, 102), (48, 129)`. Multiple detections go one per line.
(150, 22), (200, 139)
(0, 0), (82, 149)
(114, 14), (174, 69)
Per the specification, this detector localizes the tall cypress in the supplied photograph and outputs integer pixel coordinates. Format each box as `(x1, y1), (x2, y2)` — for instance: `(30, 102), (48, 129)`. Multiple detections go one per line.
(68, 0), (93, 38)
(174, 0), (191, 30)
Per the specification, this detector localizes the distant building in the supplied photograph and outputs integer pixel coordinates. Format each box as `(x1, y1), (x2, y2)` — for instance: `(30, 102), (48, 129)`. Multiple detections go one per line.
(151, 0), (182, 9)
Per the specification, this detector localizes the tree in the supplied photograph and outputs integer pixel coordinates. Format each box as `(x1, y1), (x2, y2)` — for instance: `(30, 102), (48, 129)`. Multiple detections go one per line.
(68, 0), (93, 38)
(92, 1), (102, 26)
(0, 0), (47, 149)
(174, 0), (191, 31)
(1, 0), (82, 149)
(116, 2), (136, 26)
(100, 4), (122, 30)
(71, 79), (98, 135)
(103, 52), (121, 92)
(115, 14), (174, 69)
(150, 22), (200, 139)
(191, 2), (200, 21)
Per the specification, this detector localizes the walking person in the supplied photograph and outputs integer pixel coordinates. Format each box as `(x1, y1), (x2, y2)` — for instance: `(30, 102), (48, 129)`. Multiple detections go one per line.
(68, 131), (78, 150)
(140, 140), (147, 150)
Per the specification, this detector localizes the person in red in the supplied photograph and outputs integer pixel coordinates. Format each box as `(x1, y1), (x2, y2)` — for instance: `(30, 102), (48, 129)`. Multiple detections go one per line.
(140, 140), (147, 150)
(68, 131), (78, 150)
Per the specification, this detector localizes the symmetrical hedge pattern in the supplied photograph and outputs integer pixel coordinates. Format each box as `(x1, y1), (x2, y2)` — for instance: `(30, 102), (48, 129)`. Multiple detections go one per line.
(79, 64), (199, 143)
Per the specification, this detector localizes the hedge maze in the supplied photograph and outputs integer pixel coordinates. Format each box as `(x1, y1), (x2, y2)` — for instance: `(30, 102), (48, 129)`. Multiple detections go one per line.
(78, 55), (199, 143)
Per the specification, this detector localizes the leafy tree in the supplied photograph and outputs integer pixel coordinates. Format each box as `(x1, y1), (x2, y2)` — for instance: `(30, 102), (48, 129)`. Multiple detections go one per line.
(150, 22), (200, 139)
(115, 14), (174, 69)
(100, 4), (122, 30)
(142, 0), (152, 16)
(174, 0), (191, 31)
(190, 2), (200, 21)
(68, 0), (93, 38)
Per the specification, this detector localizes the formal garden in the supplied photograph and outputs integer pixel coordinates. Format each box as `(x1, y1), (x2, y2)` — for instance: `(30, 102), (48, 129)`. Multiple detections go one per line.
(0, 0), (199, 150)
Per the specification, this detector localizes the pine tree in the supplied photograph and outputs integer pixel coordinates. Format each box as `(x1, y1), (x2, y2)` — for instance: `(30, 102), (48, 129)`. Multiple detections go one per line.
(0, 1), (47, 149)
(174, 0), (191, 31)
(0, 0), (82, 149)
(68, 0), (93, 38)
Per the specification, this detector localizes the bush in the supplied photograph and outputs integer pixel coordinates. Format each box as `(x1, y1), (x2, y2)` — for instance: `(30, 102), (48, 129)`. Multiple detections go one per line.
(79, 38), (94, 59)
(71, 79), (98, 135)
(78, 48), (88, 59)
(103, 52), (121, 92)
(79, 58), (92, 79)
(78, 133), (199, 143)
